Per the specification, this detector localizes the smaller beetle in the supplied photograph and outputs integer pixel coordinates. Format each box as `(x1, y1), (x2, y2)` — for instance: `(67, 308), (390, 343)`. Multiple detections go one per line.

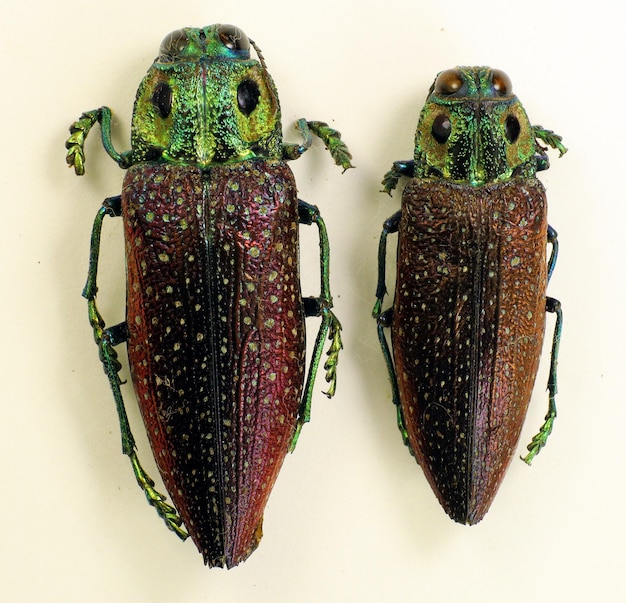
(66, 24), (352, 567)
(374, 67), (566, 524)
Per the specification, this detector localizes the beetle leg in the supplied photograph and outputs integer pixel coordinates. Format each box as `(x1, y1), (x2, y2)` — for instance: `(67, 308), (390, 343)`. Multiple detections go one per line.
(283, 119), (354, 172)
(290, 200), (343, 450)
(522, 295), (562, 464)
(66, 107), (131, 176)
(82, 197), (187, 539)
(381, 161), (414, 195)
(533, 125), (568, 158)
(373, 210), (401, 317)
(372, 211), (410, 445)
(523, 225), (560, 461)
(377, 309), (410, 446)
(547, 225), (558, 282)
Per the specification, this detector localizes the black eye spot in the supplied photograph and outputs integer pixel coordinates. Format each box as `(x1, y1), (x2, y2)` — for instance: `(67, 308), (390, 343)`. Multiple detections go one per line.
(505, 114), (520, 143)
(237, 79), (260, 116)
(434, 69), (465, 96)
(492, 69), (512, 96)
(432, 114), (452, 144)
(152, 82), (172, 119)
(218, 24), (250, 51)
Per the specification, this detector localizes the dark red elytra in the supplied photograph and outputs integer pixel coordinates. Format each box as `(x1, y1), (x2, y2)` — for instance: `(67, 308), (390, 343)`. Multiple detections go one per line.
(393, 179), (547, 523)
(375, 66), (565, 524)
(124, 162), (305, 566)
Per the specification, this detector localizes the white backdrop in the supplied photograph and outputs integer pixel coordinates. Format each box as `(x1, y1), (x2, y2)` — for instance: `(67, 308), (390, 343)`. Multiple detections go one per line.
(2, 1), (623, 601)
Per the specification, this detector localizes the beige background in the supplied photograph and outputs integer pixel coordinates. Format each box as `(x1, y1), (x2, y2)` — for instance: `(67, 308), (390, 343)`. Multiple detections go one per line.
(2, 0), (621, 601)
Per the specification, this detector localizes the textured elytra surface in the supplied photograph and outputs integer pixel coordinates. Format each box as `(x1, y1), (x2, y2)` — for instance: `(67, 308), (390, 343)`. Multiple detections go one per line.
(122, 160), (304, 567)
(392, 178), (547, 524)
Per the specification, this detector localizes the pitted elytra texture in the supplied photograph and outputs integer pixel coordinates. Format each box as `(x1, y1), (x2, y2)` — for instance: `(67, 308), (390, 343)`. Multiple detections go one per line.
(374, 66), (565, 524)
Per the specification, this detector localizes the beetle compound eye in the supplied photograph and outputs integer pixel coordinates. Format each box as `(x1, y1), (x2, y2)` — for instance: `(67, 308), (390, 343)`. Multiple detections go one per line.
(152, 82), (173, 119)
(159, 29), (189, 61)
(219, 24), (250, 51)
(492, 69), (512, 96)
(237, 79), (260, 116)
(432, 114), (452, 144)
(434, 69), (464, 96)
(504, 114), (520, 143)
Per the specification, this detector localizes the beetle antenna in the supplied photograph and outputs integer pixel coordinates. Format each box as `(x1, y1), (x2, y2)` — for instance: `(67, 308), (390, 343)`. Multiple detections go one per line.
(249, 38), (268, 69)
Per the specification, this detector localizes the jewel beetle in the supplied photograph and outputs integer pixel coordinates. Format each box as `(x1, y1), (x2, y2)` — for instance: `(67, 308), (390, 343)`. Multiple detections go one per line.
(373, 67), (566, 524)
(66, 23), (352, 567)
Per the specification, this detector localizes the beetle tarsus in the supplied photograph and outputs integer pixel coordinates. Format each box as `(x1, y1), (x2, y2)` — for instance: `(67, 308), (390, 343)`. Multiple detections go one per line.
(533, 125), (568, 157)
(522, 412), (556, 465)
(322, 311), (342, 398)
(381, 160), (414, 195)
(130, 452), (188, 540)
(65, 107), (129, 175)
(307, 120), (354, 172)
(286, 119), (354, 171)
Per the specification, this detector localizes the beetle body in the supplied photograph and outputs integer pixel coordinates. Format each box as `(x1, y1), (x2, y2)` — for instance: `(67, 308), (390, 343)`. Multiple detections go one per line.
(124, 161), (304, 564)
(67, 24), (351, 567)
(375, 67), (565, 524)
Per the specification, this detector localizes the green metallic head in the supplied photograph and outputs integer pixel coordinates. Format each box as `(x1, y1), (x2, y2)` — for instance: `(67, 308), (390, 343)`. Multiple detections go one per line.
(414, 67), (537, 185)
(130, 24), (282, 167)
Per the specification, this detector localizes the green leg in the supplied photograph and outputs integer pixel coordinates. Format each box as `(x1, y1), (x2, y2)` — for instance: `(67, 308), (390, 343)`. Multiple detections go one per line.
(83, 197), (187, 539)
(372, 211), (409, 446)
(522, 227), (562, 464)
(66, 107), (131, 175)
(283, 119), (354, 172)
(522, 297), (562, 465)
(290, 200), (343, 451)
(381, 160), (414, 196)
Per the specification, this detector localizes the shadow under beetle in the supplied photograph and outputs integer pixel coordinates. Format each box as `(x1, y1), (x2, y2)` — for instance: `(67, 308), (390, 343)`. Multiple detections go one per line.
(66, 24), (352, 567)
(374, 67), (566, 524)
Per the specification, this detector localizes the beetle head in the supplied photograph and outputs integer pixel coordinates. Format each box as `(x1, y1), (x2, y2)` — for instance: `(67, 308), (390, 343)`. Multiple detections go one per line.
(130, 24), (282, 168)
(414, 67), (537, 185)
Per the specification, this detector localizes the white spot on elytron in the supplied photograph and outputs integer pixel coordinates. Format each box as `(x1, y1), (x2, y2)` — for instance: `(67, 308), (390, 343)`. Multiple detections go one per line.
(158, 252), (169, 262)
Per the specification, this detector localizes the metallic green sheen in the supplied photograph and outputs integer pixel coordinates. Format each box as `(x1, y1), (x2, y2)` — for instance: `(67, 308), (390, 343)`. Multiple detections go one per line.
(65, 23), (352, 567)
